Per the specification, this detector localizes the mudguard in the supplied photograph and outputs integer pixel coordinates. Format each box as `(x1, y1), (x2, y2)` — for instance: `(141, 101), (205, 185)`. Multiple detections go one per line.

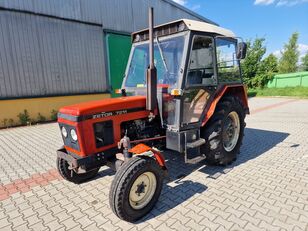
(202, 84), (249, 126)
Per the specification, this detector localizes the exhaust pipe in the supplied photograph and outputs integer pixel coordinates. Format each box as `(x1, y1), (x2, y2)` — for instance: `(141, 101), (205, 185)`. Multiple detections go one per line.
(146, 7), (157, 111)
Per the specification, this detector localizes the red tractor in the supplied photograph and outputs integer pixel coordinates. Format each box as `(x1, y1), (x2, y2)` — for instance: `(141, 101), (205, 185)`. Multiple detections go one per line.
(56, 8), (249, 222)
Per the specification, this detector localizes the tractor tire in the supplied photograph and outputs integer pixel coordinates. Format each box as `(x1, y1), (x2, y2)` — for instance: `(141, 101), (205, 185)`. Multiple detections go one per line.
(56, 157), (99, 184)
(201, 96), (245, 165)
(109, 156), (164, 222)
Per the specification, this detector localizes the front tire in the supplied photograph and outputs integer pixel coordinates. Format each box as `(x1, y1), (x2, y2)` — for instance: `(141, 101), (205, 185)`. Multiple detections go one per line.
(57, 157), (99, 184)
(109, 156), (164, 222)
(201, 96), (245, 165)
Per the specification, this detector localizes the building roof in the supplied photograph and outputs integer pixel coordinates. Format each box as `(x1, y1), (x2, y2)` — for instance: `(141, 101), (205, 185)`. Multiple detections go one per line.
(161, 0), (218, 26)
(0, 0), (218, 33)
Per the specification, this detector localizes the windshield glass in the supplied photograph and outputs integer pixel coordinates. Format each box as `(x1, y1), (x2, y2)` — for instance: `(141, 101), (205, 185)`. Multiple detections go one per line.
(124, 34), (186, 90)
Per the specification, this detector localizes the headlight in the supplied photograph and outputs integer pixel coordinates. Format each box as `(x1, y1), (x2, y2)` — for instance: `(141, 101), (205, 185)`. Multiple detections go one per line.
(70, 129), (78, 141)
(61, 126), (67, 138)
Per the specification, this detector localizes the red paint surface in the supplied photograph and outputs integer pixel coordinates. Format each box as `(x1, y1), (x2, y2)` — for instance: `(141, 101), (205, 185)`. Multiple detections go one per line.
(59, 95), (146, 116)
(202, 85), (249, 127)
(58, 95), (151, 157)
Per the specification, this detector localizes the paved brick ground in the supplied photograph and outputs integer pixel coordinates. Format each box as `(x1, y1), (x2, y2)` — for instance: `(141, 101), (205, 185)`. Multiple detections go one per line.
(0, 97), (307, 231)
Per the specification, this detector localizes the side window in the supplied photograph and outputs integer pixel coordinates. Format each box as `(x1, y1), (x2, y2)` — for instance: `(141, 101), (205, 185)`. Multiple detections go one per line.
(187, 36), (215, 86)
(216, 38), (241, 83)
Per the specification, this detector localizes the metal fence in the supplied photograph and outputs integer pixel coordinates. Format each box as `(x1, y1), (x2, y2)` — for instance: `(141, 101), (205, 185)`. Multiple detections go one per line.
(267, 72), (308, 88)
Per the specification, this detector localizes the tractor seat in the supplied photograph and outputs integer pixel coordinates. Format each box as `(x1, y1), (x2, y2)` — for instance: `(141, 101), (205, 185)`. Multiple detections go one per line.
(187, 69), (213, 85)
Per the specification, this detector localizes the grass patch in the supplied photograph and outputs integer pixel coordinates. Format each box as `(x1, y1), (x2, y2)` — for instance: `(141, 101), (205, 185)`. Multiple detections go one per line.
(248, 87), (308, 98)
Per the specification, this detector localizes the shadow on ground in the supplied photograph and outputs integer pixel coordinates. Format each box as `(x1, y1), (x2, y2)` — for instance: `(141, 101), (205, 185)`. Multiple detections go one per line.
(89, 128), (290, 222)
(198, 127), (290, 178)
(137, 128), (290, 222)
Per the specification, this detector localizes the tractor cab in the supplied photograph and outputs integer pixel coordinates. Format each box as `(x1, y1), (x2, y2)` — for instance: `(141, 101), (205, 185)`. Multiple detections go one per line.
(122, 19), (246, 131)
(121, 19), (247, 162)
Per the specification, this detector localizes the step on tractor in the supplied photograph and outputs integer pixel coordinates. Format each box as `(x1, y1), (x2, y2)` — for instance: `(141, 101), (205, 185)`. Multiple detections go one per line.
(56, 8), (249, 222)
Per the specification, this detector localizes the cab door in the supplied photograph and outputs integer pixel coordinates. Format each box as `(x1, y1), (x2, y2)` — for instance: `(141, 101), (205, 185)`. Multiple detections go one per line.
(181, 35), (216, 127)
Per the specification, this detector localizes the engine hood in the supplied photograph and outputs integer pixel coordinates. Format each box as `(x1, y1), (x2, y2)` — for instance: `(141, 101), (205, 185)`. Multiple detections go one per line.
(59, 96), (146, 117)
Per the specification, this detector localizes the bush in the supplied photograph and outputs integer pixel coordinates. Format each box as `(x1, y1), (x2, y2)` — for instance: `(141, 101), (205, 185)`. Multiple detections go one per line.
(1, 119), (15, 128)
(37, 113), (46, 122)
(17, 110), (31, 125)
(2, 119), (8, 128)
(249, 72), (275, 89)
(51, 110), (58, 121)
(8, 119), (14, 127)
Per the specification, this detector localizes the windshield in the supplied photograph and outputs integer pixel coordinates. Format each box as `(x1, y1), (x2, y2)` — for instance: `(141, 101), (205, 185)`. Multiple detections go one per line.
(124, 34), (186, 90)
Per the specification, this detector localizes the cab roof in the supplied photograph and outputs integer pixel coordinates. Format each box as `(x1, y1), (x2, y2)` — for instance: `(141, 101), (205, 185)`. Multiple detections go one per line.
(132, 19), (235, 42)
(181, 19), (235, 37)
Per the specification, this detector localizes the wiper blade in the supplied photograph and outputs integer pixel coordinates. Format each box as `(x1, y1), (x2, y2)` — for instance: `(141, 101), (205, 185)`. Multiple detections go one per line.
(155, 36), (169, 72)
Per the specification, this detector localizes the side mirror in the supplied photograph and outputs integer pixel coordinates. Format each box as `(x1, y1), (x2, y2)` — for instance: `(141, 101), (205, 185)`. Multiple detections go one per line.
(236, 42), (247, 59)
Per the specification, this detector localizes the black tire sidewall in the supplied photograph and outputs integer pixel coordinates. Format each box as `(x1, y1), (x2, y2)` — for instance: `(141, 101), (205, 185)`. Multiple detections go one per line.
(219, 101), (245, 164)
(110, 157), (164, 222)
(202, 97), (245, 165)
(57, 157), (99, 184)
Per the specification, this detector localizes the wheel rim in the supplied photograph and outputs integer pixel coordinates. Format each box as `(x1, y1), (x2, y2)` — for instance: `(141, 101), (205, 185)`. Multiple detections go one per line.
(129, 171), (157, 210)
(223, 111), (240, 152)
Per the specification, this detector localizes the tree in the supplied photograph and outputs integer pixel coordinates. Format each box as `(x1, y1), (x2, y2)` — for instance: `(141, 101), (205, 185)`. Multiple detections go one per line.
(301, 52), (308, 71)
(253, 54), (278, 88)
(241, 38), (266, 88)
(262, 53), (279, 73)
(278, 32), (299, 73)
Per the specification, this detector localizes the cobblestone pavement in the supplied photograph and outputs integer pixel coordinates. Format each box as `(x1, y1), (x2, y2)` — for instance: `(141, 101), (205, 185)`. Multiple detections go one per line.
(0, 97), (307, 231)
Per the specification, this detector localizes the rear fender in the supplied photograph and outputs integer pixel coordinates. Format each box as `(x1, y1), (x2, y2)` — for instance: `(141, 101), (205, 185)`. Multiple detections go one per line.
(202, 85), (249, 127)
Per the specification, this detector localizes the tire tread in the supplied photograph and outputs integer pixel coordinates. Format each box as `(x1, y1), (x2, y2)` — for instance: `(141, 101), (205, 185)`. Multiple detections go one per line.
(201, 96), (246, 165)
(109, 157), (164, 222)
(56, 157), (99, 184)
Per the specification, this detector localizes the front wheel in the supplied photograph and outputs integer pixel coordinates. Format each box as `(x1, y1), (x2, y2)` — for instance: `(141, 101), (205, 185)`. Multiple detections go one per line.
(109, 156), (164, 222)
(57, 157), (99, 184)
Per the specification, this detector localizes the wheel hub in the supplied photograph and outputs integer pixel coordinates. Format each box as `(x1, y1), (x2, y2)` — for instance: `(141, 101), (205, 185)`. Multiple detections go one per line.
(135, 181), (146, 196)
(223, 111), (240, 152)
(129, 171), (157, 210)
(226, 123), (235, 138)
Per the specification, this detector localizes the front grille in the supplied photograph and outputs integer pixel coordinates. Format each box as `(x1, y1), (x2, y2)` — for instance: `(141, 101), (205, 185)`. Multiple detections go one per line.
(94, 120), (114, 148)
(59, 124), (80, 151)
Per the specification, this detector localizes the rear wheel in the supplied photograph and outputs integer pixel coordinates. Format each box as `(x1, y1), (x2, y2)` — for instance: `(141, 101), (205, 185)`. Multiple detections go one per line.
(57, 157), (99, 184)
(201, 96), (245, 165)
(109, 156), (164, 222)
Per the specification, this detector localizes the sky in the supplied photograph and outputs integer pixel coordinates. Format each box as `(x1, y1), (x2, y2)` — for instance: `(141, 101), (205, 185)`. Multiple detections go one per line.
(172, 0), (308, 59)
